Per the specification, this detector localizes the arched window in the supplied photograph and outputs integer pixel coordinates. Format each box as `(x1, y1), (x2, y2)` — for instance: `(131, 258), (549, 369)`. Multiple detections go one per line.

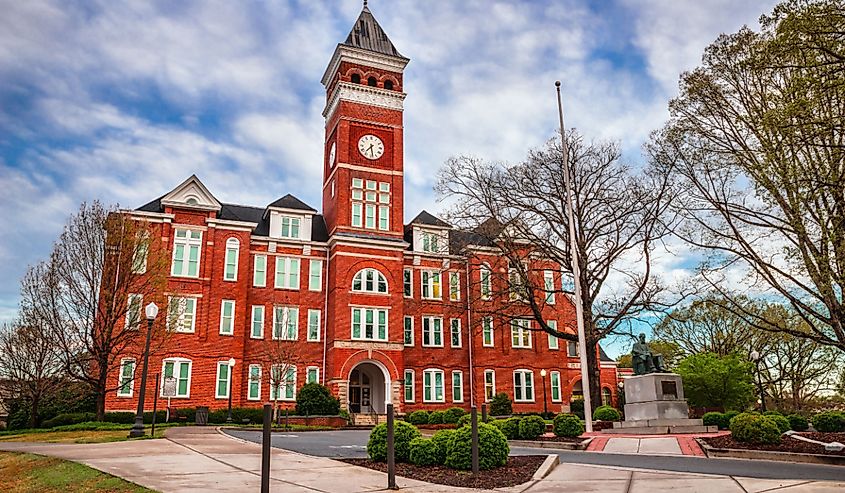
(384, 80), (394, 90)
(601, 387), (613, 406)
(351, 73), (361, 84)
(352, 268), (388, 293)
(224, 238), (239, 281)
(367, 76), (377, 87)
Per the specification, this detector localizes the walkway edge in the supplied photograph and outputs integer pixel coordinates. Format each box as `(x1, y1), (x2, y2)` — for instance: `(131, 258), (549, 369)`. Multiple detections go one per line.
(532, 454), (560, 480)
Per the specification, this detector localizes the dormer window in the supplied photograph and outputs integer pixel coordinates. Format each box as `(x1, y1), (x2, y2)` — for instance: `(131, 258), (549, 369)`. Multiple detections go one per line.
(352, 268), (388, 293)
(280, 216), (301, 239)
(421, 232), (440, 253)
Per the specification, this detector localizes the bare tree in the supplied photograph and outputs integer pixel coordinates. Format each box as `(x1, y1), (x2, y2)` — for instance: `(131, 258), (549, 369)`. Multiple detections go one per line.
(256, 313), (302, 422)
(436, 131), (677, 405)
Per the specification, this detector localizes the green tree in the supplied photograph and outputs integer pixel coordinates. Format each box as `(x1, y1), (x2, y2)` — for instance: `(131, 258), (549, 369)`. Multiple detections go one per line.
(675, 352), (755, 410)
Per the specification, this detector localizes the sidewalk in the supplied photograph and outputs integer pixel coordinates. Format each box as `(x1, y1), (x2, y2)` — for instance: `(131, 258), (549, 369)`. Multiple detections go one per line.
(0, 427), (842, 492)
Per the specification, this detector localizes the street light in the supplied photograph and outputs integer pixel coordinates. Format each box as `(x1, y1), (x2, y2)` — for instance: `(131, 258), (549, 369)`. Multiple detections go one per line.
(749, 350), (767, 413)
(129, 302), (159, 438)
(540, 369), (548, 416)
(226, 358), (237, 423)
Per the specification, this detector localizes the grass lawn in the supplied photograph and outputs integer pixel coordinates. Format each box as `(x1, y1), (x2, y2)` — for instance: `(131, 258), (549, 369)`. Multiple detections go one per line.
(0, 425), (169, 444)
(0, 452), (157, 492)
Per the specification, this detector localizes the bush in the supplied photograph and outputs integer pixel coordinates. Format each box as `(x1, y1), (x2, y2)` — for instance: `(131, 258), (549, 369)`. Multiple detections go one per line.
(811, 411), (845, 433)
(295, 383), (340, 416)
(787, 414), (809, 432)
(407, 410), (430, 426)
(489, 393), (512, 417)
(494, 417), (521, 439)
(518, 415), (546, 440)
(729, 413), (781, 444)
(367, 421), (421, 462)
(443, 407), (466, 424)
(409, 438), (440, 466)
(763, 410), (783, 417)
(428, 410), (446, 425)
(444, 422), (509, 470)
(766, 414), (791, 434)
(457, 414), (471, 428)
(52, 422), (129, 432)
(430, 429), (455, 464)
(553, 413), (584, 438)
(592, 405), (622, 422)
(724, 410), (740, 426)
(702, 412), (729, 430)
(41, 413), (96, 429)
(570, 399), (585, 419)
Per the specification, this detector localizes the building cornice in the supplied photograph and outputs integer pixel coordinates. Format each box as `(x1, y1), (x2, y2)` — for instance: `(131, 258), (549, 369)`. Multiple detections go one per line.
(123, 210), (175, 223)
(205, 218), (257, 232)
(323, 82), (406, 121)
(321, 44), (410, 87)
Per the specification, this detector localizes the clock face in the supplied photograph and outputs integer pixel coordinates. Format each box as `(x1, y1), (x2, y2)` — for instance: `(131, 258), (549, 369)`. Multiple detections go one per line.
(328, 142), (336, 168)
(357, 134), (385, 160)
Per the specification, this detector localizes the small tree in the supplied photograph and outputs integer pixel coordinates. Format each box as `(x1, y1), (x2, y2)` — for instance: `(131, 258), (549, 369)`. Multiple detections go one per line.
(257, 329), (301, 422)
(295, 383), (340, 416)
(676, 352), (755, 410)
(489, 392), (512, 416)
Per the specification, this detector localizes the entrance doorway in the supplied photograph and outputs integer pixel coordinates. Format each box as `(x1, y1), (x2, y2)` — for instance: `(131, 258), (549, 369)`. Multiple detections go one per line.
(348, 361), (389, 414)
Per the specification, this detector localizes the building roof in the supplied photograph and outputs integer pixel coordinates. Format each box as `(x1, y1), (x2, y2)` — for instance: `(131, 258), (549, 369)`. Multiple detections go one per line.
(267, 194), (317, 212)
(343, 4), (404, 58)
(408, 210), (451, 228)
(599, 346), (614, 363)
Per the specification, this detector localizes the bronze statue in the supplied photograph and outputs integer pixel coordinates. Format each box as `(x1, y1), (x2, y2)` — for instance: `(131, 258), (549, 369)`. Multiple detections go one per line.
(632, 333), (666, 375)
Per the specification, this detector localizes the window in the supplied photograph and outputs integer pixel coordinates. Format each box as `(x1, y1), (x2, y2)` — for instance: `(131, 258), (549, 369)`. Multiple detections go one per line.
(132, 232), (149, 274)
(384, 80), (394, 90)
(452, 371), (463, 403)
(270, 365), (296, 401)
(167, 297), (196, 333)
(422, 317), (443, 347)
(480, 264), (492, 300)
(421, 271), (441, 299)
(423, 369), (444, 403)
(562, 271), (576, 292)
(484, 370), (496, 402)
(306, 366), (319, 384)
(253, 255), (267, 287)
(365, 204), (376, 228)
(449, 272), (460, 301)
(351, 73), (361, 84)
(511, 319), (532, 348)
(352, 268), (388, 293)
(421, 232), (440, 253)
(482, 317), (494, 347)
(117, 359), (135, 397)
(162, 358), (191, 398)
(171, 229), (202, 277)
(551, 371), (562, 402)
(602, 387), (613, 406)
(224, 238), (239, 281)
(125, 293), (143, 330)
(331, 180), (335, 197)
(248, 365), (262, 401)
(352, 203), (362, 227)
(367, 76), (377, 87)
(307, 309), (321, 341)
(280, 216), (301, 239)
(351, 307), (388, 341)
(219, 300), (235, 335)
(567, 341), (579, 357)
(450, 319), (461, 348)
(274, 256), (300, 289)
(547, 320), (559, 350)
(544, 270), (555, 304)
(309, 260), (323, 291)
(216, 361), (232, 399)
(403, 268), (413, 297)
(352, 179), (390, 229)
(404, 316), (414, 346)
(251, 306), (264, 339)
(378, 206), (389, 230)
(509, 264), (528, 301)
(513, 370), (534, 402)
(404, 370), (415, 402)
(273, 306), (299, 340)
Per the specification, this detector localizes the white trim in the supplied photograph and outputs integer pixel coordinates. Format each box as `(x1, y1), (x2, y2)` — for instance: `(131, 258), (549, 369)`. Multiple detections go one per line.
(484, 369), (496, 402)
(351, 268), (389, 294)
(307, 309), (321, 342)
(403, 268), (413, 298)
(321, 44), (409, 87)
(206, 218), (257, 230)
(247, 364), (262, 401)
(253, 254), (267, 287)
(422, 368), (445, 403)
(449, 318), (462, 348)
(167, 296), (197, 333)
(403, 316), (414, 347)
(449, 271), (461, 301)
(215, 360), (232, 399)
(219, 300), (235, 336)
(274, 256), (301, 290)
(482, 317), (494, 347)
(306, 366), (320, 384)
(404, 369), (415, 403)
(510, 319), (532, 349)
(451, 370), (464, 403)
(224, 238), (240, 281)
(272, 306), (299, 340)
(350, 306), (389, 342)
(161, 358), (192, 398)
(421, 316), (444, 347)
(309, 259), (323, 292)
(421, 270), (442, 300)
(117, 358), (136, 397)
(171, 228), (203, 278)
(550, 371), (562, 402)
(547, 320), (559, 350)
(251, 305), (265, 339)
(513, 369), (535, 403)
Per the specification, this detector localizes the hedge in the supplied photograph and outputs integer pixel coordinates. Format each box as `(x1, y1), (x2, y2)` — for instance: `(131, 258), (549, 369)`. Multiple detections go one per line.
(518, 415), (546, 440)
(811, 411), (845, 433)
(430, 429), (455, 464)
(406, 410), (430, 426)
(409, 438), (440, 466)
(553, 413), (584, 438)
(367, 421), (421, 462)
(787, 414), (809, 432)
(295, 383), (341, 416)
(729, 413), (781, 444)
(444, 422), (509, 470)
(428, 410), (446, 425)
(592, 405), (622, 422)
(443, 407), (466, 424)
(489, 393), (513, 416)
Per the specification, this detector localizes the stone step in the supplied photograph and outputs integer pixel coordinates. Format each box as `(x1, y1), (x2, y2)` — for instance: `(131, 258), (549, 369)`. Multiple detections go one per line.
(603, 424), (717, 435)
(614, 418), (704, 429)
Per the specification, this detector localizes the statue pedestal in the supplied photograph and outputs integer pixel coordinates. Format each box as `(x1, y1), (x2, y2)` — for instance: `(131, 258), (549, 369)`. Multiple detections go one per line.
(604, 373), (717, 435)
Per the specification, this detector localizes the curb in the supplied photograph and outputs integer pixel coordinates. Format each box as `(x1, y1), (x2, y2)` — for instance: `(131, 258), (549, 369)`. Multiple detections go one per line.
(532, 454), (560, 480)
(508, 438), (588, 450)
(697, 439), (845, 466)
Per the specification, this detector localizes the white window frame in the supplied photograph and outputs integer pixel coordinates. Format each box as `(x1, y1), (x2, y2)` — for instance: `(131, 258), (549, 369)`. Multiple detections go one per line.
(404, 316), (414, 347)
(404, 369), (415, 403)
(403, 268), (413, 298)
(270, 365), (297, 401)
(547, 320), (559, 350)
(309, 259), (323, 291)
(279, 216), (301, 239)
(219, 300), (235, 335)
(306, 366), (320, 384)
(449, 271), (460, 301)
(125, 293), (143, 330)
(251, 305), (264, 339)
(161, 358), (192, 398)
(274, 256), (300, 290)
(248, 365), (262, 401)
(352, 268), (388, 294)
(351, 202), (363, 227)
(215, 361), (233, 399)
(273, 306), (299, 340)
(422, 316), (443, 347)
(167, 296), (197, 333)
(378, 205), (389, 231)
(351, 307), (388, 341)
(171, 228), (202, 278)
(482, 317), (494, 347)
(484, 370), (496, 402)
(511, 319), (532, 348)
(224, 238), (240, 281)
(423, 369), (445, 403)
(421, 232), (440, 253)
(253, 254), (267, 287)
(307, 309), (321, 341)
(513, 369), (535, 402)
(544, 270), (555, 304)
(449, 318), (462, 348)
(117, 358), (136, 397)
(567, 341), (579, 357)
(132, 232), (149, 274)
(452, 370), (464, 403)
(421, 270), (441, 299)
(551, 371), (562, 402)
(480, 264), (492, 300)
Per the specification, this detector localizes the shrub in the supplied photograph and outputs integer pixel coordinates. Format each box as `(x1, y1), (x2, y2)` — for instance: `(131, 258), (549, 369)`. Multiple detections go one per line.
(592, 405), (622, 422)
(430, 429), (455, 464)
(409, 438), (440, 466)
(811, 411), (845, 433)
(763, 410), (783, 416)
(489, 393), (513, 417)
(570, 399), (585, 419)
(496, 417), (521, 439)
(766, 414), (791, 434)
(428, 410), (446, 425)
(724, 410), (740, 426)
(457, 414), (471, 428)
(518, 415), (546, 440)
(729, 413), (781, 444)
(41, 413), (96, 429)
(444, 422), (509, 470)
(52, 422), (129, 432)
(553, 413), (584, 438)
(407, 410), (430, 426)
(702, 412), (724, 429)
(787, 414), (809, 432)
(367, 421), (421, 462)
(103, 412), (136, 424)
(443, 407), (466, 424)
(295, 383), (340, 416)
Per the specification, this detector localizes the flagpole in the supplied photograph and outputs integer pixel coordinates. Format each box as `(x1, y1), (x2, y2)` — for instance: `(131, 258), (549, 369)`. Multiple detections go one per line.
(555, 80), (593, 432)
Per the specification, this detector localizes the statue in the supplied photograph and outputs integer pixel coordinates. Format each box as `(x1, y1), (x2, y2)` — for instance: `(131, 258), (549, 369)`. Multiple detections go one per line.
(631, 333), (666, 375)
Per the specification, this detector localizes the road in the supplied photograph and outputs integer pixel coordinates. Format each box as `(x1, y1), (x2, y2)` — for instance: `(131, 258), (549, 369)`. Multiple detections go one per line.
(223, 429), (845, 482)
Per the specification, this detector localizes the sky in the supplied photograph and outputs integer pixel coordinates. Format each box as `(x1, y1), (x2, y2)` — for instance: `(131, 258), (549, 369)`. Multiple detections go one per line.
(0, 0), (780, 357)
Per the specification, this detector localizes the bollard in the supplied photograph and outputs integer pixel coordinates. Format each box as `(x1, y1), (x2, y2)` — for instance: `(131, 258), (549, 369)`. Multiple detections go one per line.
(481, 403), (487, 423)
(261, 404), (271, 493)
(386, 403), (397, 490)
(151, 373), (160, 438)
(471, 406), (479, 474)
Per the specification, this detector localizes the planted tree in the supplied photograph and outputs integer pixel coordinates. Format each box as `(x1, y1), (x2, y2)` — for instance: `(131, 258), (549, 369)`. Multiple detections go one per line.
(675, 353), (754, 410)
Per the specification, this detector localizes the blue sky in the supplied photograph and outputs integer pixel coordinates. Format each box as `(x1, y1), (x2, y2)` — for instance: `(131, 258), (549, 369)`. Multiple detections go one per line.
(0, 0), (779, 356)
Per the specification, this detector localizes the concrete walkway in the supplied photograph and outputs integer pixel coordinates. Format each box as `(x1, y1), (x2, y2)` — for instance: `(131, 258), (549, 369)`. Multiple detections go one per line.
(0, 427), (843, 492)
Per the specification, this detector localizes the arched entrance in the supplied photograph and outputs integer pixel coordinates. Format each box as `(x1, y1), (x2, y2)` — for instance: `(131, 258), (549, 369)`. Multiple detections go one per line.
(348, 361), (391, 414)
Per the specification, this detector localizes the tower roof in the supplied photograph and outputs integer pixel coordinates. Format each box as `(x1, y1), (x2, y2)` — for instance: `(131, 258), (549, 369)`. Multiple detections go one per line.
(343, 3), (403, 58)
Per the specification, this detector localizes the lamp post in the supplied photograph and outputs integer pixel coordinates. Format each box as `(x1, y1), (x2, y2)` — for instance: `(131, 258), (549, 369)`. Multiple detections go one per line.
(129, 302), (158, 438)
(540, 369), (548, 416)
(749, 350), (766, 413)
(226, 358), (237, 423)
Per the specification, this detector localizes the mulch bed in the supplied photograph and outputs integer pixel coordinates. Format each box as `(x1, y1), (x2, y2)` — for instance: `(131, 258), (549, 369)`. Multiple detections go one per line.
(342, 455), (547, 489)
(702, 432), (845, 456)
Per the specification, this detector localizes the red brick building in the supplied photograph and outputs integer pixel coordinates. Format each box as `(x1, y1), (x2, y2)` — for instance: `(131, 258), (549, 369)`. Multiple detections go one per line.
(105, 5), (618, 419)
